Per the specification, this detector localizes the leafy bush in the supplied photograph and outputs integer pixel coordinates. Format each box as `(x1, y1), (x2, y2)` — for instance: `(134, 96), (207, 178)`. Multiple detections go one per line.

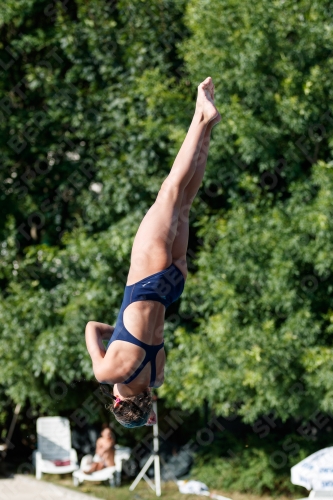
(192, 445), (305, 496)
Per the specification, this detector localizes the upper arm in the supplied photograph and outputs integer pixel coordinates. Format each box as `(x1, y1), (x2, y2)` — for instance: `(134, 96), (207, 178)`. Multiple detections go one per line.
(85, 322), (126, 384)
(93, 359), (124, 384)
(85, 322), (109, 382)
(85, 322), (105, 359)
(93, 362), (117, 384)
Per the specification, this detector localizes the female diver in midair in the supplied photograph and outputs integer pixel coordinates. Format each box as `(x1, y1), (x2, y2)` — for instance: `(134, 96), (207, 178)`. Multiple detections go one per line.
(86, 77), (220, 427)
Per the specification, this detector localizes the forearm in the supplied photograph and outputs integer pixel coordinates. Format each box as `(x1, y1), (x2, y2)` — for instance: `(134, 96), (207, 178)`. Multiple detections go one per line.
(85, 321), (114, 360)
(92, 321), (114, 340)
(85, 322), (118, 382)
(85, 325), (105, 362)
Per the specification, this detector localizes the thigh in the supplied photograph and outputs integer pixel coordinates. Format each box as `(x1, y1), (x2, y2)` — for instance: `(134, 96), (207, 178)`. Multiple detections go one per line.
(127, 182), (183, 284)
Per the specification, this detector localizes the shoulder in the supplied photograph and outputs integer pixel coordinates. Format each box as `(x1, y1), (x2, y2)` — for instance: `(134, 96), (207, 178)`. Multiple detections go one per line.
(92, 342), (118, 383)
(152, 374), (165, 388)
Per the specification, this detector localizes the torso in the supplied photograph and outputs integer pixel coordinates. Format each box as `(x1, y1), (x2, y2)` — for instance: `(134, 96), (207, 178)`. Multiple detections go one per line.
(100, 263), (185, 386)
(103, 300), (166, 387)
(96, 437), (115, 467)
(96, 436), (113, 454)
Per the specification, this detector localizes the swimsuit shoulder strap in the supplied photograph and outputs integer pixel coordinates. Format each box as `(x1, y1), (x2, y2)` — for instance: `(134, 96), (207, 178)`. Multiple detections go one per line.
(123, 342), (164, 386)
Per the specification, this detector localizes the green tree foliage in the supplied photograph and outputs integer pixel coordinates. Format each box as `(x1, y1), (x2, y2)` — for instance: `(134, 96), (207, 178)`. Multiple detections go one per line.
(162, 0), (333, 424)
(1, 0), (333, 469)
(0, 0), (188, 417)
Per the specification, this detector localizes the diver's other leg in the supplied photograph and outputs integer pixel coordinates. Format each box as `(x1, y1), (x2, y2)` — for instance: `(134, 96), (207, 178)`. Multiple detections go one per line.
(171, 113), (221, 278)
(127, 78), (218, 285)
(164, 77), (218, 190)
(181, 111), (221, 202)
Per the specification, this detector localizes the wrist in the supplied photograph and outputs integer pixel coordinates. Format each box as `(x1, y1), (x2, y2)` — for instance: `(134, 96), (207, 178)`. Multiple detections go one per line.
(100, 328), (114, 340)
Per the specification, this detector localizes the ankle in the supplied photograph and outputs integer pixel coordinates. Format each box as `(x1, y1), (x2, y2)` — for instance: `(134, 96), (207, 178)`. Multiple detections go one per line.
(193, 109), (209, 125)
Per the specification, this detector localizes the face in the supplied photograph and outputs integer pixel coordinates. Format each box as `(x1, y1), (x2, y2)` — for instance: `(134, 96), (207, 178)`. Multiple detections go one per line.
(101, 428), (112, 439)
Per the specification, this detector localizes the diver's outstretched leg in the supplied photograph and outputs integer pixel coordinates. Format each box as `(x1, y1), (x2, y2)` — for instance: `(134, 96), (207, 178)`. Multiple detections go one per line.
(171, 111), (221, 278)
(127, 77), (219, 285)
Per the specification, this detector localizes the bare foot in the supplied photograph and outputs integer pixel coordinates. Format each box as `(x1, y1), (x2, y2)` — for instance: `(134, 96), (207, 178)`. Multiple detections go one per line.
(195, 77), (219, 123)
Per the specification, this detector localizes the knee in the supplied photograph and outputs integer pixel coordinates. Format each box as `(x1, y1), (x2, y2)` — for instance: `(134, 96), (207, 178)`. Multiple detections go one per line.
(159, 178), (183, 202)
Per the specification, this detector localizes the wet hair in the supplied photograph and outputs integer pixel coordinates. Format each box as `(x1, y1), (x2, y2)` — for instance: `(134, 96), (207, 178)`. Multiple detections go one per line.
(100, 385), (152, 428)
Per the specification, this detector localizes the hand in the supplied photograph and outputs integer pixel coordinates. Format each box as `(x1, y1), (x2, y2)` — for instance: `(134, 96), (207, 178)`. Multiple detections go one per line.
(86, 321), (114, 341)
(99, 324), (115, 340)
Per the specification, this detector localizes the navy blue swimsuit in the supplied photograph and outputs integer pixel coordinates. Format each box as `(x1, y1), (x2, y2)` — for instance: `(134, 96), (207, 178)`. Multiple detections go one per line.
(107, 263), (185, 387)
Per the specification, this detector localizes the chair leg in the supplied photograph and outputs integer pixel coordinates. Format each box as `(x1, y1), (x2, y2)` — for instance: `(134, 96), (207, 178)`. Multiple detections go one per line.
(109, 473), (115, 487)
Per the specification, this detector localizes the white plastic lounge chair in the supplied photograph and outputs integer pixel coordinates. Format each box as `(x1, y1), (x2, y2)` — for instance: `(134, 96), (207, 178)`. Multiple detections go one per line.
(33, 416), (79, 479)
(72, 445), (131, 487)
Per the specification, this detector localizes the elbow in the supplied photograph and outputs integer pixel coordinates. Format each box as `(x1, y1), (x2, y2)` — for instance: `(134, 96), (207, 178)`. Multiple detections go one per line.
(85, 321), (91, 337)
(93, 364), (114, 384)
(85, 320), (95, 333)
(85, 321), (100, 341)
(93, 366), (105, 384)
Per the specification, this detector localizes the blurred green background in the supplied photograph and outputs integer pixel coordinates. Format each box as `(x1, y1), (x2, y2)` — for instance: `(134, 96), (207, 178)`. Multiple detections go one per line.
(1, 0), (333, 496)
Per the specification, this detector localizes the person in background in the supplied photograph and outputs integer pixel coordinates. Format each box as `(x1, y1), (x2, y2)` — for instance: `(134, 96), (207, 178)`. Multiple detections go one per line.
(82, 425), (116, 473)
